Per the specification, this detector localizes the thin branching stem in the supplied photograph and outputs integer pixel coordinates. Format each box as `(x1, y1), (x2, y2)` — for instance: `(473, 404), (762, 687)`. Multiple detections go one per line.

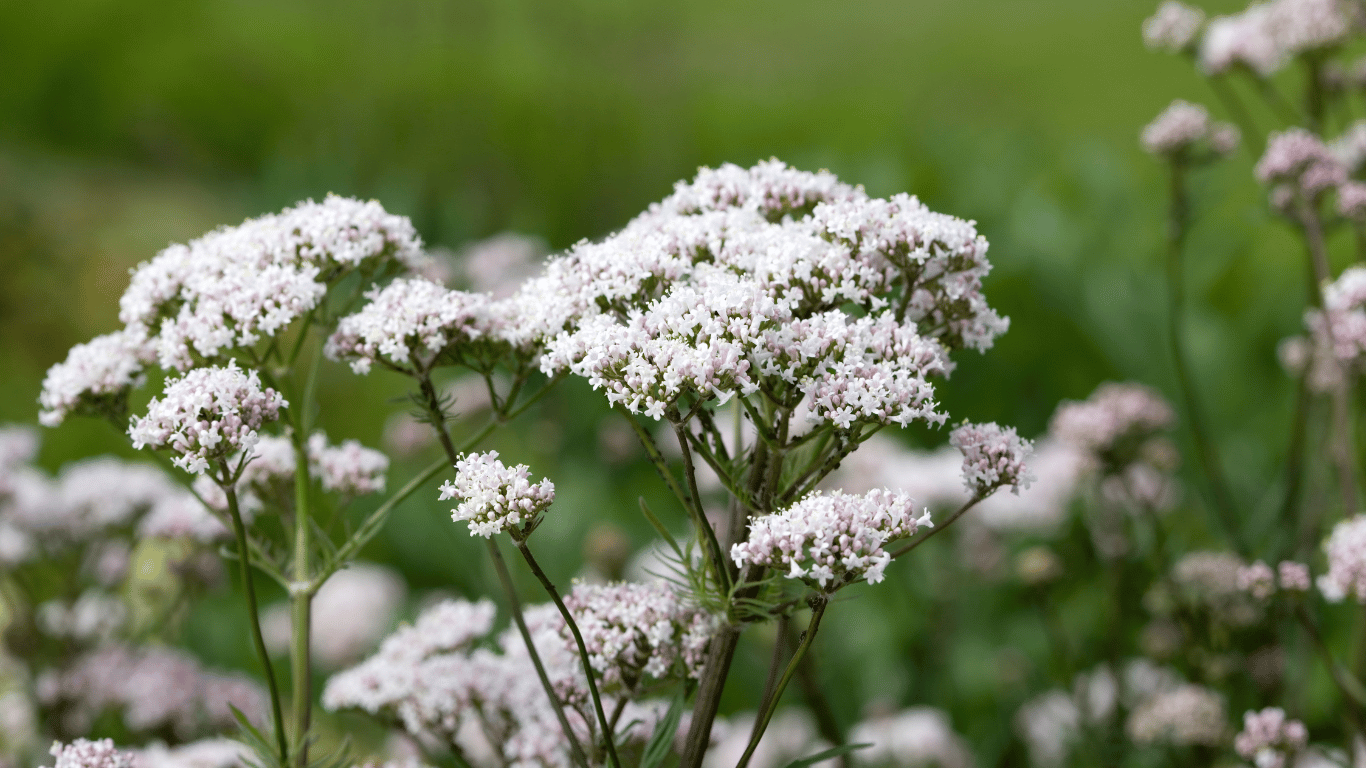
(673, 420), (733, 593)
(891, 494), (984, 560)
(736, 597), (829, 768)
(221, 467), (289, 765)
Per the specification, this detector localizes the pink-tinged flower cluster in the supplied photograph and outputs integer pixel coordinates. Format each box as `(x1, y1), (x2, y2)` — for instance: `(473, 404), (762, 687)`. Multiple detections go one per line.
(50, 739), (137, 768)
(1234, 708), (1308, 768)
(439, 451), (555, 538)
(38, 328), (154, 427)
(849, 708), (974, 768)
(1331, 120), (1366, 174)
(128, 361), (286, 475)
(324, 598), (597, 768)
(1237, 560), (1276, 598)
(732, 489), (931, 590)
(116, 195), (422, 371)
(458, 232), (550, 298)
(1199, 0), (1352, 76)
(1049, 382), (1175, 462)
(949, 421), (1034, 495)
(1125, 684), (1226, 746)
(1280, 560), (1312, 591)
(1256, 128), (1348, 198)
(324, 277), (497, 375)
(38, 644), (266, 739)
(307, 433), (389, 495)
(1298, 266), (1366, 391)
(1319, 514), (1366, 602)
(1144, 2), (1206, 52)
(561, 581), (717, 693)
(1141, 100), (1239, 156)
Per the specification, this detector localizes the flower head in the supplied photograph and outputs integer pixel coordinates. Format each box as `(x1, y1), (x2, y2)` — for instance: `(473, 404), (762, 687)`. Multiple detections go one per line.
(39, 328), (154, 427)
(1144, 2), (1206, 52)
(308, 433), (389, 495)
(732, 489), (930, 590)
(949, 421), (1034, 495)
(1125, 684), (1226, 746)
(1257, 128), (1347, 197)
(1234, 708), (1308, 768)
(439, 451), (555, 538)
(128, 361), (286, 475)
(50, 739), (137, 768)
(1320, 514), (1366, 602)
(325, 277), (496, 375)
(1141, 100), (1239, 157)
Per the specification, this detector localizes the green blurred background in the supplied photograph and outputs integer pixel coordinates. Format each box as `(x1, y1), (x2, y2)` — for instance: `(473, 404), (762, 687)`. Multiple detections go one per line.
(0, 0), (1336, 762)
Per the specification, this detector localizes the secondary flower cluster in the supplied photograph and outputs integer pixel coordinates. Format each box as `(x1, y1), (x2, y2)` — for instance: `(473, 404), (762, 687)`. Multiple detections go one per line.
(1146, 0), (1355, 76)
(1141, 100), (1240, 157)
(439, 451), (555, 538)
(731, 489), (931, 590)
(127, 361), (286, 475)
(1256, 128), (1349, 202)
(37, 328), (153, 427)
(1125, 683), (1226, 747)
(1234, 707), (1308, 768)
(1318, 514), (1366, 602)
(1237, 560), (1312, 598)
(324, 277), (497, 375)
(948, 422), (1034, 496)
(559, 581), (717, 694)
(49, 739), (137, 768)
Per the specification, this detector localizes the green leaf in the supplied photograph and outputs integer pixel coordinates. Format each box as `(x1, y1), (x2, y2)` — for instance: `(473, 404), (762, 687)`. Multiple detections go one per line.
(639, 691), (687, 768)
(639, 496), (685, 560)
(227, 704), (285, 768)
(780, 743), (873, 768)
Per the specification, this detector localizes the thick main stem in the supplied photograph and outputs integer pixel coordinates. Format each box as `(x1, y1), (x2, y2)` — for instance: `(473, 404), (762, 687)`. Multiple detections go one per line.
(513, 539), (622, 768)
(417, 375), (588, 768)
(736, 597), (829, 768)
(223, 476), (289, 765)
(1164, 161), (1246, 554)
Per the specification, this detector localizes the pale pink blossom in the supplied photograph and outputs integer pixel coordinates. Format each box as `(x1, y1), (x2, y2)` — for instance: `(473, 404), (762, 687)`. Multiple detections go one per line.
(949, 421), (1034, 495)
(39, 328), (153, 427)
(49, 739), (137, 768)
(1235, 707), (1309, 768)
(439, 451), (555, 537)
(1144, 2), (1205, 52)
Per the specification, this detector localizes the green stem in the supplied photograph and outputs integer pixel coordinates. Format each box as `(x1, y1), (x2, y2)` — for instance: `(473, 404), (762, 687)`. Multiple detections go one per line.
(512, 538), (622, 768)
(736, 597), (829, 768)
(486, 538), (591, 768)
(290, 430), (313, 765)
(890, 494), (983, 560)
(1208, 75), (1263, 158)
(1165, 161), (1246, 553)
(672, 420), (733, 593)
(222, 471), (289, 765)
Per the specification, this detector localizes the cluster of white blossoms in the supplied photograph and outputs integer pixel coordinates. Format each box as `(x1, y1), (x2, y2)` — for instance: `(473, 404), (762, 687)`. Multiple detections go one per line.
(1317, 514), (1366, 601)
(1125, 683), (1227, 747)
(948, 422), (1034, 495)
(1296, 266), (1366, 391)
(1234, 708), (1308, 768)
(1194, 0), (1352, 76)
(1143, 1), (1206, 52)
(439, 451), (555, 538)
(37, 591), (128, 642)
(128, 361), (286, 475)
(118, 195), (423, 371)
(848, 708), (974, 768)
(307, 433), (390, 495)
(38, 195), (421, 429)
(324, 277), (497, 375)
(49, 739), (138, 768)
(38, 328), (154, 427)
(325, 597), (673, 768)
(732, 489), (931, 590)
(560, 581), (717, 693)
(1140, 100), (1240, 157)
(1169, 551), (1261, 626)
(38, 644), (266, 740)
(1237, 559), (1312, 598)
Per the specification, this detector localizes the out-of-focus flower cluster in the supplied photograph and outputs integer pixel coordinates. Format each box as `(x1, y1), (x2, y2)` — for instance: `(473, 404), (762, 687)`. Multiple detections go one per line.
(1141, 100), (1240, 157)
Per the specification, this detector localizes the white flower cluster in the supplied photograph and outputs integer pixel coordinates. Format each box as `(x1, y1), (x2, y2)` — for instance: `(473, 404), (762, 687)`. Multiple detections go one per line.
(1199, 0), (1352, 76)
(1237, 559), (1311, 598)
(308, 433), (390, 495)
(1297, 266), (1366, 391)
(560, 581), (717, 693)
(117, 195), (423, 371)
(128, 361), (286, 475)
(1235, 708), (1308, 768)
(1125, 683), (1226, 747)
(38, 644), (267, 739)
(732, 489), (931, 590)
(438, 451), (555, 538)
(50, 739), (137, 768)
(1318, 514), (1366, 601)
(324, 277), (497, 375)
(1171, 551), (1262, 626)
(38, 328), (154, 427)
(458, 232), (550, 297)
(1140, 100), (1239, 156)
(37, 591), (128, 642)
(136, 739), (248, 768)
(1330, 120), (1366, 173)
(1144, 1), (1206, 52)
(528, 161), (1003, 428)
(849, 707), (975, 768)
(948, 421), (1034, 495)
(1256, 128), (1348, 199)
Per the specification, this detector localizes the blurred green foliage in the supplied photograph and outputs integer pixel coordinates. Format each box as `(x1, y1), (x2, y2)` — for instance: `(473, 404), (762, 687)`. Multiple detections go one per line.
(2, 0), (1355, 764)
